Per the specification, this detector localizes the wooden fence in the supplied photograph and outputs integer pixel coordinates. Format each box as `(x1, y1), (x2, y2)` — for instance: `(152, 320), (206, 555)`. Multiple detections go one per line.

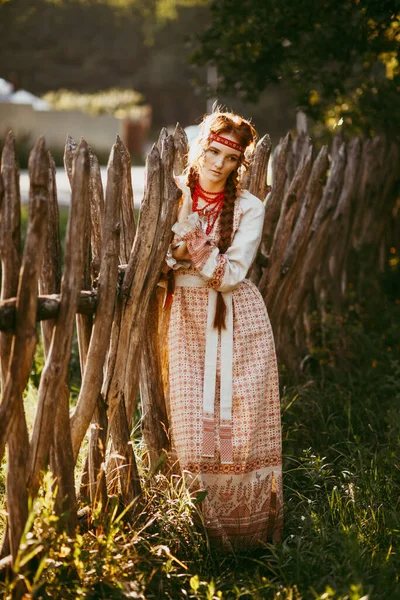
(0, 126), (398, 574)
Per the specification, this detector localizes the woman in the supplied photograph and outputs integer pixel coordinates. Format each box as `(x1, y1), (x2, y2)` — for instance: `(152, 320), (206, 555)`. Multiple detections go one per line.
(165, 110), (282, 552)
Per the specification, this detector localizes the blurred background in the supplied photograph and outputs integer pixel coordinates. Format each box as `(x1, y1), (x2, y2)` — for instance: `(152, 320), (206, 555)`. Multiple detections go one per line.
(0, 0), (398, 169)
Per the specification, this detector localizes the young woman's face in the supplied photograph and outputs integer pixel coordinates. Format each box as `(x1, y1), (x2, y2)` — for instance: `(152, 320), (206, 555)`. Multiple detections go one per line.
(198, 132), (242, 189)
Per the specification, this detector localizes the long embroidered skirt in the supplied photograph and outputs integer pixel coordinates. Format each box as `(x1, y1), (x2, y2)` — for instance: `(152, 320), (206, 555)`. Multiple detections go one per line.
(168, 276), (283, 552)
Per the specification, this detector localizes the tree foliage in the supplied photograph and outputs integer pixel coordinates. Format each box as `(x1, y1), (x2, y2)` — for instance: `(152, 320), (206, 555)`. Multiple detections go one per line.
(192, 0), (400, 136)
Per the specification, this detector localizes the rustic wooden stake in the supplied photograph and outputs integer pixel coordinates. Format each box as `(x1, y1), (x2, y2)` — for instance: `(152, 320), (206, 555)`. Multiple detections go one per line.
(0, 292), (97, 332)
(70, 138), (122, 463)
(261, 146), (313, 304)
(0, 137), (49, 561)
(0, 132), (21, 385)
(173, 123), (189, 176)
(260, 133), (291, 260)
(27, 140), (89, 512)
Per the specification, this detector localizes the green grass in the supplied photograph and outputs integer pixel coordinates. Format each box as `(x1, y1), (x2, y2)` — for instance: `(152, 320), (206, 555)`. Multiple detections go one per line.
(1, 258), (399, 599)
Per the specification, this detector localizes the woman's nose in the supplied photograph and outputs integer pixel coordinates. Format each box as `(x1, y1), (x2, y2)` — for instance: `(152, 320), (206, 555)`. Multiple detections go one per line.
(214, 155), (224, 167)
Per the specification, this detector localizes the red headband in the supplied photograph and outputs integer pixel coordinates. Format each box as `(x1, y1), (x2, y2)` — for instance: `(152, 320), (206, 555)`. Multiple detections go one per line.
(208, 133), (245, 153)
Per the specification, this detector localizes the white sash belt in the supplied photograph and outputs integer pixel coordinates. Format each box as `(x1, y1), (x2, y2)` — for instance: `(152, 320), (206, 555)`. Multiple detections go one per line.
(174, 273), (234, 464)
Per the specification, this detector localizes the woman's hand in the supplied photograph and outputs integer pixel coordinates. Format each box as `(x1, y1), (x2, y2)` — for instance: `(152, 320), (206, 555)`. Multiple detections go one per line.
(172, 242), (190, 261)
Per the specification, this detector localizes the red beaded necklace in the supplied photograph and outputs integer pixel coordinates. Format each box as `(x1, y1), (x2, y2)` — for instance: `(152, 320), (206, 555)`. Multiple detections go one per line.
(192, 181), (225, 235)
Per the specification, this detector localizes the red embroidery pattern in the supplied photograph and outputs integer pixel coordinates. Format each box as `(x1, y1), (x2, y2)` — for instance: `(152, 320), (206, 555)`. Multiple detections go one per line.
(184, 228), (216, 271)
(208, 254), (227, 289)
(209, 133), (245, 153)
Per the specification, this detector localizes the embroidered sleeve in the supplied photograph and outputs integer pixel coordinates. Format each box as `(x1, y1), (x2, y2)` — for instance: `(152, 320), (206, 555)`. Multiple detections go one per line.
(207, 255), (228, 289)
(170, 193), (265, 293)
(184, 228), (218, 271)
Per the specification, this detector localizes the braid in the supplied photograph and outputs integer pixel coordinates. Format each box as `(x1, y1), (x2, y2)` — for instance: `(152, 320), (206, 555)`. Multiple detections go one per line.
(218, 170), (239, 254)
(186, 165), (198, 196)
(213, 168), (240, 330)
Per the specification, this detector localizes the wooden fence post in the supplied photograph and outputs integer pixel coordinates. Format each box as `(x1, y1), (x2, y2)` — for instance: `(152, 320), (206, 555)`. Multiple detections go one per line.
(70, 138), (122, 506)
(0, 132), (21, 386)
(27, 140), (89, 536)
(0, 138), (49, 561)
(140, 124), (189, 470)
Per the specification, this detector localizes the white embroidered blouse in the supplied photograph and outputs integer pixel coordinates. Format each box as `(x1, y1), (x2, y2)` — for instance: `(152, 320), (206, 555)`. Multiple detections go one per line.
(167, 179), (265, 292)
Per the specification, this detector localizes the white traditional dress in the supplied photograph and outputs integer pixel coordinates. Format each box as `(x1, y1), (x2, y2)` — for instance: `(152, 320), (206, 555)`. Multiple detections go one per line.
(166, 178), (283, 552)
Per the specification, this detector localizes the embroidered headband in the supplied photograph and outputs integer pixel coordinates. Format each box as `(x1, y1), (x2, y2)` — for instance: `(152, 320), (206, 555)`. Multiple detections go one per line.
(208, 133), (245, 153)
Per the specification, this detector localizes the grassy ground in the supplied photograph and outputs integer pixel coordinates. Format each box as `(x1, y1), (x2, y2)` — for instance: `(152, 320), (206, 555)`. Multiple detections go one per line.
(0, 256), (399, 599)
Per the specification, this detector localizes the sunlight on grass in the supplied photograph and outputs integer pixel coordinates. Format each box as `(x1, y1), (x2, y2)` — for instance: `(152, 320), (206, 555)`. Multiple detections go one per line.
(1, 259), (399, 598)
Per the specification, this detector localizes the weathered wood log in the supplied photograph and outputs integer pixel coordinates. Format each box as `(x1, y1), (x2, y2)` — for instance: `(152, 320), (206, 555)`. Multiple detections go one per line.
(260, 133), (291, 259)
(103, 146), (164, 505)
(277, 146), (329, 285)
(288, 141), (347, 319)
(88, 147), (105, 279)
(65, 136), (93, 375)
(173, 123), (189, 176)
(269, 146), (329, 355)
(292, 130), (311, 173)
(0, 133), (20, 560)
(70, 138), (122, 463)
(359, 140), (399, 249)
(282, 143), (347, 367)
(63, 135), (77, 186)
(0, 137), (49, 560)
(104, 145), (163, 426)
(88, 394), (108, 507)
(242, 134), (272, 200)
(50, 382), (77, 537)
(0, 291), (97, 331)
(0, 132), (21, 385)
(39, 152), (61, 350)
(36, 150), (77, 532)
(351, 137), (381, 251)
(323, 138), (361, 309)
(110, 400), (141, 509)
(261, 146), (313, 303)
(124, 135), (180, 425)
(0, 172), (3, 229)
(82, 145), (107, 506)
(27, 140), (89, 507)
(119, 137), (136, 263)
(106, 137), (180, 505)
(140, 289), (170, 470)
(157, 127), (168, 153)
(138, 127), (188, 470)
